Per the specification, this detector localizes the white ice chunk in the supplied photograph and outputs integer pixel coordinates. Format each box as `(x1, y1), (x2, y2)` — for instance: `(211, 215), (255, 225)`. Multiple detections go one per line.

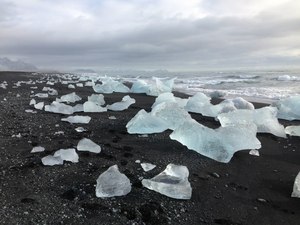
(96, 165), (132, 198)
(76, 83), (83, 87)
(68, 84), (75, 89)
(83, 101), (107, 112)
(292, 172), (300, 198)
(29, 99), (36, 105)
(107, 95), (136, 111)
(34, 102), (44, 110)
(130, 80), (150, 93)
(249, 149), (260, 156)
(54, 148), (79, 163)
(35, 93), (48, 98)
(88, 94), (105, 106)
(272, 96), (300, 120)
(170, 119), (261, 163)
(45, 101), (74, 115)
(141, 163), (156, 172)
(75, 127), (86, 132)
(73, 104), (84, 112)
(61, 115), (91, 124)
(152, 93), (188, 109)
(126, 109), (169, 134)
(60, 92), (82, 103)
(142, 164), (192, 199)
(109, 116), (117, 120)
(77, 138), (101, 153)
(25, 109), (37, 113)
(151, 102), (192, 130)
(93, 78), (130, 94)
(146, 77), (175, 96)
(285, 126), (300, 137)
(31, 146), (45, 153)
(218, 107), (286, 138)
(224, 97), (255, 110)
(41, 155), (64, 166)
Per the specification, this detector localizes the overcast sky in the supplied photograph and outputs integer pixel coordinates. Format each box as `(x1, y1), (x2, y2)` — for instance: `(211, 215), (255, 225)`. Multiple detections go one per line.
(1, 0), (300, 71)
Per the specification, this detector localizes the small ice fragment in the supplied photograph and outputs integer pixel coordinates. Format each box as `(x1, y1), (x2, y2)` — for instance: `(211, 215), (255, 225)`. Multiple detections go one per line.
(77, 138), (101, 153)
(138, 134), (149, 137)
(54, 148), (79, 163)
(25, 109), (37, 113)
(249, 149), (260, 156)
(29, 99), (36, 105)
(285, 126), (300, 137)
(60, 92), (82, 103)
(16, 94), (20, 97)
(61, 115), (91, 124)
(41, 155), (64, 166)
(107, 95), (136, 111)
(68, 84), (75, 89)
(54, 131), (64, 135)
(75, 127), (86, 132)
(76, 83), (83, 87)
(142, 164), (192, 199)
(135, 160), (141, 164)
(141, 163), (156, 172)
(292, 172), (300, 198)
(34, 102), (44, 110)
(31, 146), (45, 153)
(109, 116), (117, 120)
(35, 93), (48, 98)
(95, 165), (132, 198)
(12, 133), (22, 138)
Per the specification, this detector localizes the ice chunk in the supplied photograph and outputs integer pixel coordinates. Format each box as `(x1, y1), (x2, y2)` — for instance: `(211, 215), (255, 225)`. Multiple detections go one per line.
(76, 83), (83, 87)
(25, 109), (37, 113)
(75, 127), (86, 132)
(249, 149), (260, 156)
(93, 78), (130, 94)
(285, 126), (300, 137)
(45, 101), (74, 115)
(31, 146), (45, 153)
(29, 99), (36, 105)
(224, 97), (254, 110)
(107, 95), (136, 111)
(142, 164), (192, 199)
(35, 93), (48, 98)
(88, 94), (105, 106)
(109, 116), (117, 120)
(292, 172), (300, 198)
(146, 77), (175, 96)
(54, 148), (79, 163)
(152, 93), (188, 109)
(170, 119), (261, 163)
(59, 92), (82, 103)
(151, 102), (192, 130)
(77, 138), (101, 153)
(61, 115), (91, 124)
(73, 104), (84, 112)
(83, 101), (107, 112)
(95, 165), (131, 198)
(34, 102), (44, 110)
(141, 163), (156, 172)
(130, 79), (150, 93)
(68, 84), (75, 89)
(126, 109), (169, 134)
(42, 155), (64, 166)
(217, 107), (286, 138)
(272, 96), (300, 120)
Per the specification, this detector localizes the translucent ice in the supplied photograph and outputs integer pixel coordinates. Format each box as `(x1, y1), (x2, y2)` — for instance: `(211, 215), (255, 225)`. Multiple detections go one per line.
(292, 172), (300, 198)
(142, 164), (192, 199)
(170, 119), (261, 163)
(130, 79), (150, 93)
(272, 96), (300, 120)
(29, 99), (36, 105)
(77, 138), (101, 153)
(42, 155), (64, 166)
(35, 93), (48, 98)
(151, 102), (192, 130)
(54, 148), (79, 163)
(88, 94), (105, 106)
(34, 102), (44, 110)
(45, 101), (74, 115)
(83, 101), (107, 112)
(126, 109), (169, 134)
(107, 95), (136, 111)
(285, 126), (300, 137)
(73, 104), (84, 112)
(96, 165), (132, 198)
(141, 163), (156, 172)
(146, 77), (175, 96)
(59, 92), (82, 103)
(93, 78), (130, 94)
(217, 107), (286, 138)
(249, 149), (260, 156)
(31, 146), (45, 153)
(224, 97), (254, 110)
(61, 115), (91, 124)
(152, 93), (188, 109)
(68, 84), (75, 89)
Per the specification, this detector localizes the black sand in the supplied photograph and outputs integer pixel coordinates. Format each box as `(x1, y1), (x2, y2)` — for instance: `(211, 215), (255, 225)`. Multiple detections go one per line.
(0, 71), (300, 225)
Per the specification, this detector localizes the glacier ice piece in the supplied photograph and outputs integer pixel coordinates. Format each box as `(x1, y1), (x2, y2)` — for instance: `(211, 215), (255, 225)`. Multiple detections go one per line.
(249, 149), (260, 156)
(59, 92), (82, 103)
(88, 94), (105, 106)
(61, 115), (91, 124)
(146, 77), (175, 96)
(75, 127), (86, 132)
(35, 93), (48, 98)
(83, 101), (107, 112)
(107, 95), (136, 111)
(170, 119), (261, 163)
(141, 163), (156, 172)
(41, 155), (64, 166)
(126, 109), (169, 134)
(152, 93), (188, 109)
(130, 79), (150, 93)
(29, 99), (36, 105)
(31, 146), (45, 153)
(142, 164), (192, 199)
(224, 97), (254, 110)
(272, 96), (300, 120)
(45, 101), (74, 115)
(96, 165), (131, 198)
(68, 84), (75, 89)
(73, 104), (84, 112)
(151, 102), (192, 130)
(285, 126), (300, 137)
(217, 107), (286, 138)
(77, 138), (101, 153)
(34, 102), (44, 110)
(109, 116), (117, 120)
(93, 78), (130, 94)
(292, 172), (300, 198)
(54, 148), (79, 163)
(25, 109), (37, 113)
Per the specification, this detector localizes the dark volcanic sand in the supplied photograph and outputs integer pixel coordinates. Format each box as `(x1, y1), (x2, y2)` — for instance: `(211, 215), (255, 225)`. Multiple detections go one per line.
(0, 71), (300, 225)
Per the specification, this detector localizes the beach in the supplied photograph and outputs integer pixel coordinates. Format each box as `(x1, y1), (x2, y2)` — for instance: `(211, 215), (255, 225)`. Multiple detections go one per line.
(0, 71), (299, 225)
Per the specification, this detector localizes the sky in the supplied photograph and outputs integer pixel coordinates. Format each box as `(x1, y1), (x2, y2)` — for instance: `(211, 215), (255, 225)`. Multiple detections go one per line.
(0, 0), (300, 71)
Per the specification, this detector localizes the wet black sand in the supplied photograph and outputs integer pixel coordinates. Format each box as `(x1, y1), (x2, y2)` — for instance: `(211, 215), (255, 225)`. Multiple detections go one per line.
(0, 71), (300, 225)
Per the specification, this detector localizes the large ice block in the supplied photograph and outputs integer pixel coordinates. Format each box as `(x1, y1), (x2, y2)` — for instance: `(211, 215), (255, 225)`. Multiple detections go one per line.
(152, 93), (188, 109)
(45, 101), (74, 115)
(272, 96), (300, 120)
(88, 94), (105, 106)
(142, 164), (192, 199)
(107, 95), (135, 111)
(170, 119), (261, 163)
(96, 165), (131, 198)
(285, 126), (300, 137)
(93, 78), (130, 94)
